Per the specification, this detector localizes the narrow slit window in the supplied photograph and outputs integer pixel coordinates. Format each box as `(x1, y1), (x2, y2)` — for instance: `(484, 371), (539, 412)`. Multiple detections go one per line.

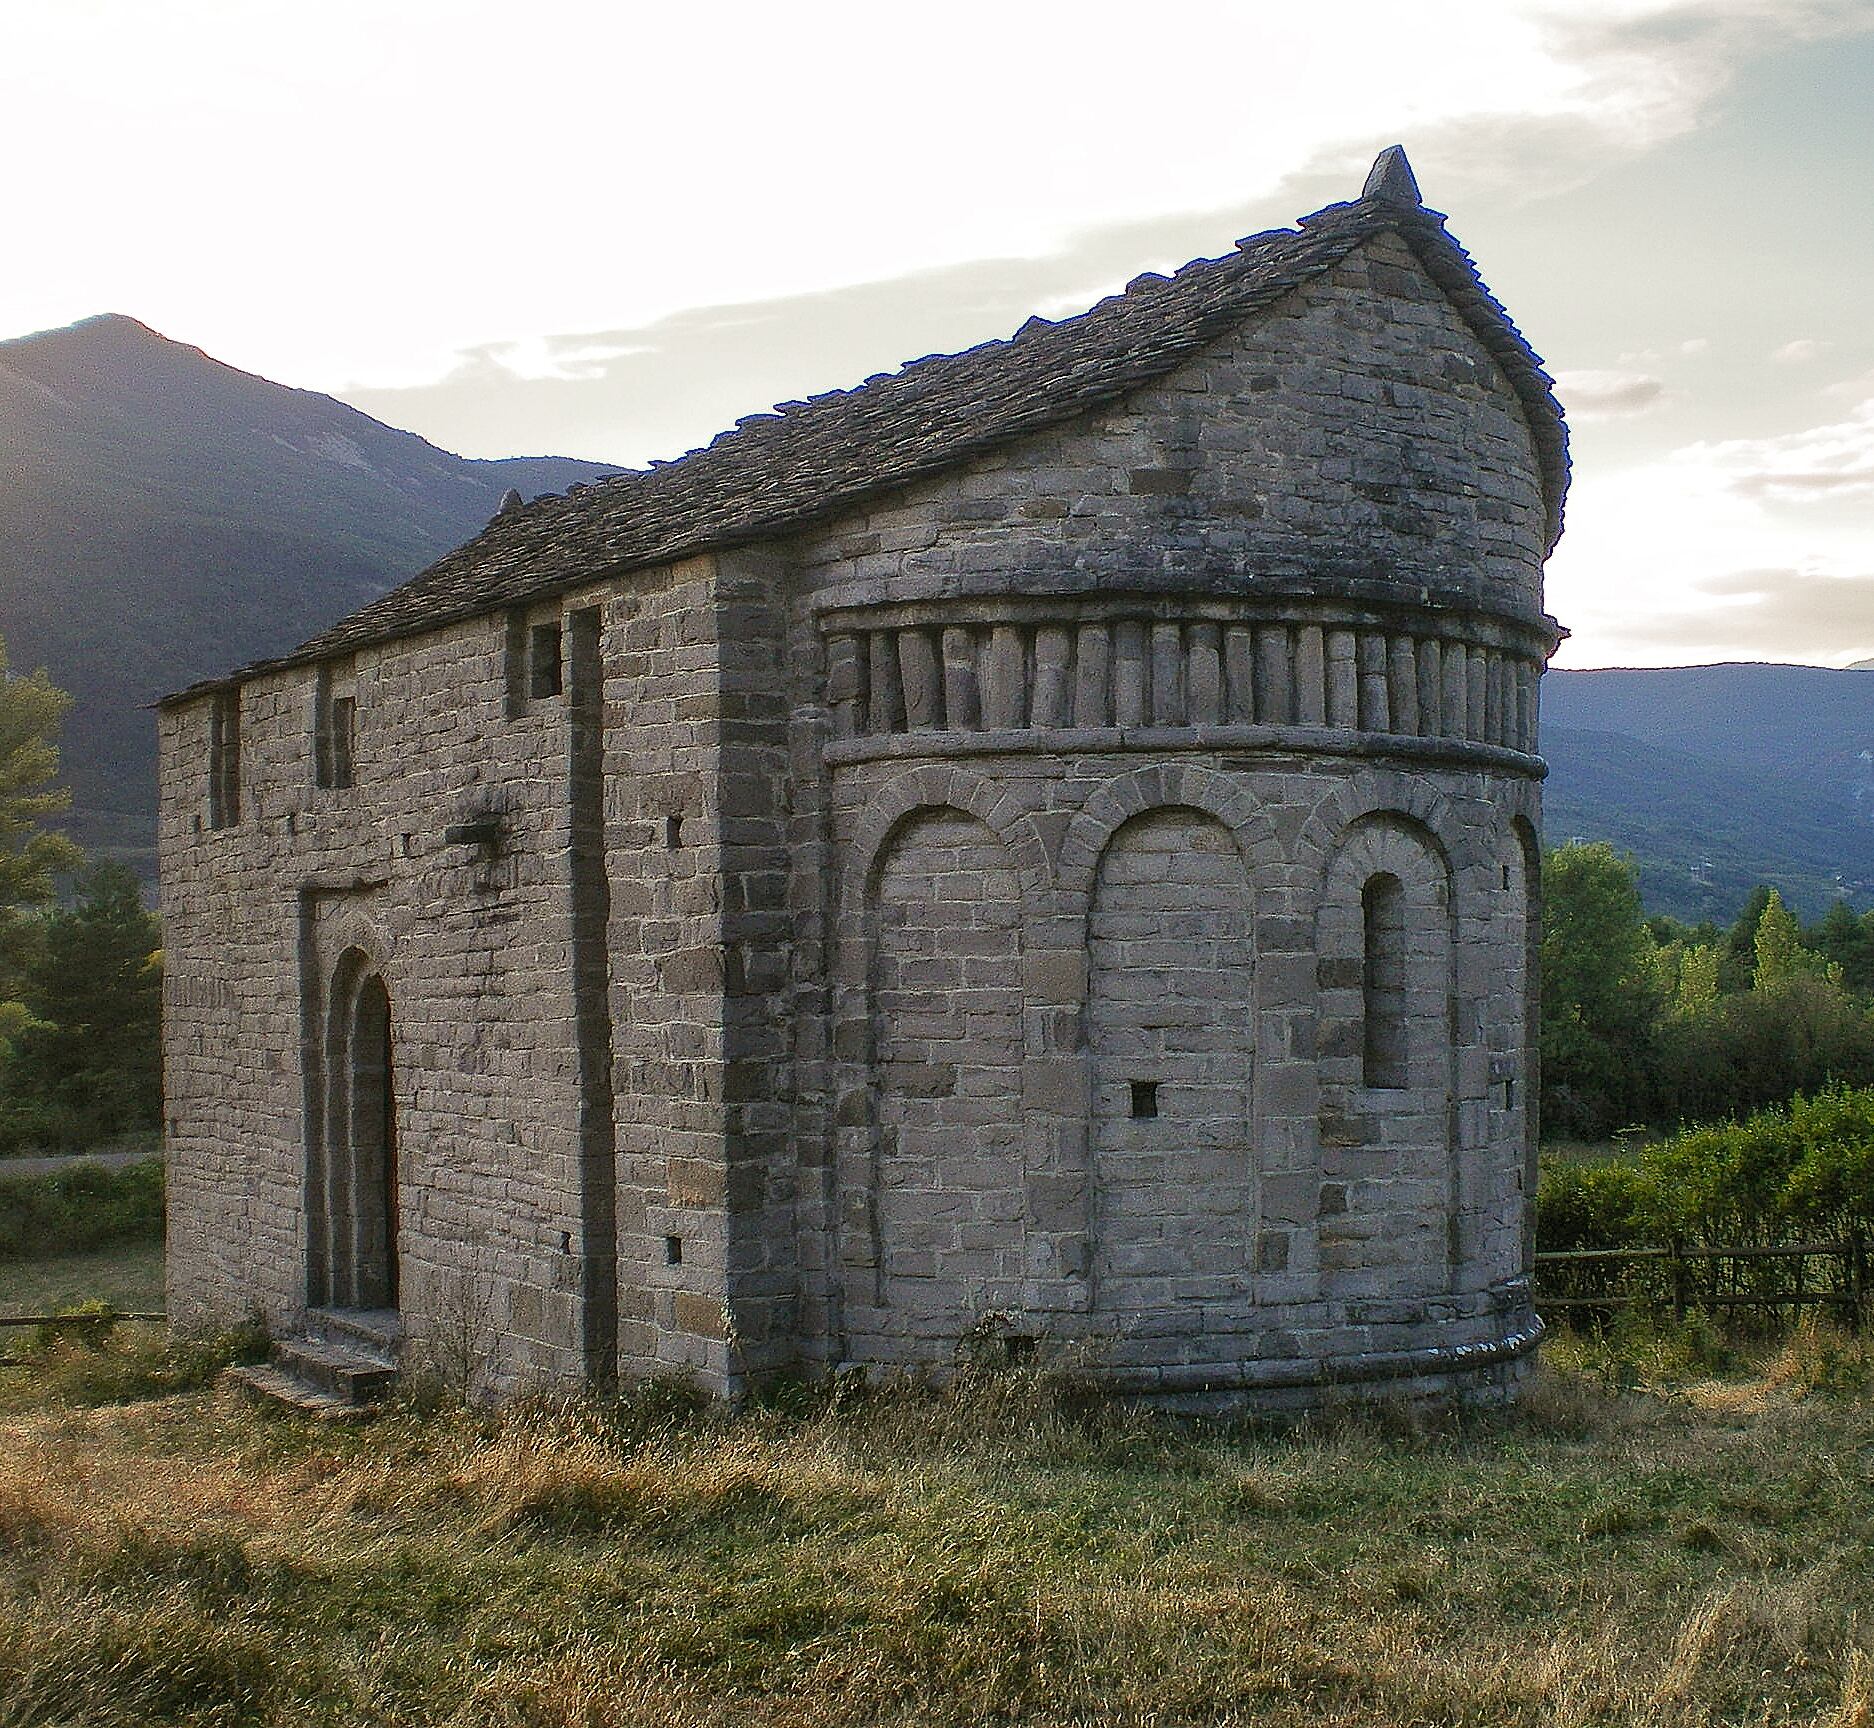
(529, 621), (564, 699)
(330, 695), (356, 789)
(1362, 872), (1408, 1087)
(208, 689), (241, 828)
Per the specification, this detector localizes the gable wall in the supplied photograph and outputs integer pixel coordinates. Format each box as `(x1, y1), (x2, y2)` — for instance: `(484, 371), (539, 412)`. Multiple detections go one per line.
(794, 234), (1547, 613)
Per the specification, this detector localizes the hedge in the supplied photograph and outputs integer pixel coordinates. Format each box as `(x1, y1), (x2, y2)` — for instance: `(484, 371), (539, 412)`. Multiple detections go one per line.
(1537, 1086), (1874, 1252)
(0, 1158), (164, 1261)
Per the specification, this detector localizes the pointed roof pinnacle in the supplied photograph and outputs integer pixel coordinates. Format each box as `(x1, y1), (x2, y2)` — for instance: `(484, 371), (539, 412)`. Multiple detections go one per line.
(1362, 145), (1422, 208)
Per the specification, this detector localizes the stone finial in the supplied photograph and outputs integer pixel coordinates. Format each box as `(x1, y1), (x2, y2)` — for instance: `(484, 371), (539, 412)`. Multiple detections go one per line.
(1361, 145), (1422, 208)
(494, 487), (524, 517)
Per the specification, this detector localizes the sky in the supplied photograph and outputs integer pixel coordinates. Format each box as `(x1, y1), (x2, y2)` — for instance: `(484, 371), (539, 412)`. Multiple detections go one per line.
(3, 0), (1872, 670)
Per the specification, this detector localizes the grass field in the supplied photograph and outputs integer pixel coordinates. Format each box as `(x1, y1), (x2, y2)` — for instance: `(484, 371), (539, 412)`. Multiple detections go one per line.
(0, 1242), (165, 1320)
(2, 1323), (1873, 1727)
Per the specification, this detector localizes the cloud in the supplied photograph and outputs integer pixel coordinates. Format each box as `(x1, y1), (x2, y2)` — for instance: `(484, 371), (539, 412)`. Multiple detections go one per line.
(1555, 369), (1669, 417)
(342, 200), (1325, 466)
(1679, 399), (1874, 501)
(1611, 567), (1874, 662)
(1772, 339), (1828, 363)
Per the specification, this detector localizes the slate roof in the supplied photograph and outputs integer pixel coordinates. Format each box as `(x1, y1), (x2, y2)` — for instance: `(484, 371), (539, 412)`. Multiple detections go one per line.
(164, 156), (1567, 704)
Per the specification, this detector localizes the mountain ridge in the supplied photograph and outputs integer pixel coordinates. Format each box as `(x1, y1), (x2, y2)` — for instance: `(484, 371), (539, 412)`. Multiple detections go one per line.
(1543, 665), (1874, 921)
(0, 313), (620, 870)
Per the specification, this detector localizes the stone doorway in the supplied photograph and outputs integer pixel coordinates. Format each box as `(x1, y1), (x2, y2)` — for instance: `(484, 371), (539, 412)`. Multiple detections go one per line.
(315, 956), (401, 1313)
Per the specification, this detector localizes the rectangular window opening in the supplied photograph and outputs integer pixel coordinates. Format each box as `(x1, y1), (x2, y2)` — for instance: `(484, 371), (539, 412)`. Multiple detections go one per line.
(663, 1235), (683, 1266)
(665, 813), (683, 849)
(1129, 1080), (1159, 1119)
(529, 621), (564, 699)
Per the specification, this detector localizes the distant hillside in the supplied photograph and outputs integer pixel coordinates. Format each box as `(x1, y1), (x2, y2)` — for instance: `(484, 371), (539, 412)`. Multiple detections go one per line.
(0, 314), (618, 873)
(1543, 665), (1874, 922)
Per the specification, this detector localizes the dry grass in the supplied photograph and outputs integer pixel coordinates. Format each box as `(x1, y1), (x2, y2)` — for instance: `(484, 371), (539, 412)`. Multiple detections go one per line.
(2, 1332), (1873, 1726)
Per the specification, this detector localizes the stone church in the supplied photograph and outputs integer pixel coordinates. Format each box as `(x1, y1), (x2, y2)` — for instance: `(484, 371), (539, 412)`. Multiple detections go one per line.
(159, 148), (1567, 1410)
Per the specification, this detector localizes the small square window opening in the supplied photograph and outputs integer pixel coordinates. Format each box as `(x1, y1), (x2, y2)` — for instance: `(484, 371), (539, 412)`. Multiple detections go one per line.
(1130, 1080), (1159, 1119)
(663, 1235), (683, 1266)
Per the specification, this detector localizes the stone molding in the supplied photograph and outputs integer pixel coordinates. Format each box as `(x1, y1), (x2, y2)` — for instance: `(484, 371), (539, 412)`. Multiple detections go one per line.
(822, 594), (1547, 759)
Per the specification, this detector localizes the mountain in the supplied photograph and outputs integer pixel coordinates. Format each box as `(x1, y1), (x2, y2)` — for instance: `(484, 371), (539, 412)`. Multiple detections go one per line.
(0, 314), (619, 874)
(1543, 665), (1874, 922)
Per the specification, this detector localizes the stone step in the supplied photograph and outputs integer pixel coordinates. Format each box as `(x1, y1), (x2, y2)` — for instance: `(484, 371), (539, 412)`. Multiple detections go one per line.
(306, 1307), (404, 1360)
(271, 1336), (399, 1404)
(219, 1362), (379, 1422)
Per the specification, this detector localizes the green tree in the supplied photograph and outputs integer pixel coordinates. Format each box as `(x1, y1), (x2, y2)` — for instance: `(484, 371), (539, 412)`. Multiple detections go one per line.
(1754, 889), (1817, 988)
(1809, 899), (1874, 997)
(1540, 842), (1662, 1138)
(1721, 885), (1774, 992)
(4, 860), (162, 1149)
(1673, 942), (1721, 1017)
(0, 633), (82, 1049)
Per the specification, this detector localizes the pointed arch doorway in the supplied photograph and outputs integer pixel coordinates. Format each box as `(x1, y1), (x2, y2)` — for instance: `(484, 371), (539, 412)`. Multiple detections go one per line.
(315, 954), (401, 1313)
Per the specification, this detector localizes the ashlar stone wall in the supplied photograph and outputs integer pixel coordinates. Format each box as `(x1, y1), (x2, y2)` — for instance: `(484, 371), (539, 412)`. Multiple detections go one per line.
(162, 219), (1554, 1407)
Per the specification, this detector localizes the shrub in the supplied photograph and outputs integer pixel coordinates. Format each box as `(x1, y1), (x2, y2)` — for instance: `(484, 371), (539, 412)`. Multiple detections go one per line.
(1534, 1156), (1655, 1251)
(22, 1314), (268, 1405)
(1537, 1085), (1874, 1253)
(0, 1157), (163, 1260)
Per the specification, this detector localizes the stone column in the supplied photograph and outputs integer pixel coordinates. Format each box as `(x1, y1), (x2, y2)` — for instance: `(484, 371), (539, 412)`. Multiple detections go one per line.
(1417, 637), (1443, 737)
(900, 628), (943, 730)
(1113, 621), (1148, 727)
(1515, 660), (1536, 752)
(1358, 632), (1390, 734)
(826, 633), (864, 740)
(1150, 622), (1185, 725)
(1074, 622), (1112, 727)
(1223, 625), (1255, 723)
(1441, 638), (1468, 739)
(1295, 625), (1326, 725)
(1255, 625), (1292, 724)
(868, 631), (903, 734)
(1032, 625), (1072, 728)
(1387, 634), (1418, 736)
(1188, 623), (1223, 725)
(942, 625), (980, 731)
(982, 624), (1026, 730)
(1325, 628), (1358, 728)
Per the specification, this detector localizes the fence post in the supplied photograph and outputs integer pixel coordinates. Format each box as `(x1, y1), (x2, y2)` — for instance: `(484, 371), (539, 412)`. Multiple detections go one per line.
(1670, 1237), (1686, 1325)
(1850, 1230), (1867, 1333)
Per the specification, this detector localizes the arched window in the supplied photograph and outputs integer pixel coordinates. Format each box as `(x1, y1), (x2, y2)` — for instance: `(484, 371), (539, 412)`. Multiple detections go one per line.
(1362, 871), (1408, 1087)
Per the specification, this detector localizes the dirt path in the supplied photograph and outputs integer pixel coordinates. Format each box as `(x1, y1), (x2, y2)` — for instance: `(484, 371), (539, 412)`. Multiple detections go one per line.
(1, 1149), (160, 1178)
